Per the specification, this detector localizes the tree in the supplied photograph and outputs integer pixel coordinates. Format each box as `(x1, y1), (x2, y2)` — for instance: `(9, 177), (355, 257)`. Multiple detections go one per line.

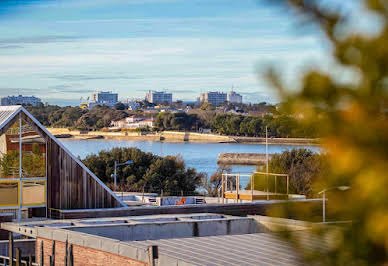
(203, 165), (232, 196)
(252, 149), (326, 196)
(265, 0), (388, 264)
(82, 147), (203, 195)
(114, 102), (126, 110)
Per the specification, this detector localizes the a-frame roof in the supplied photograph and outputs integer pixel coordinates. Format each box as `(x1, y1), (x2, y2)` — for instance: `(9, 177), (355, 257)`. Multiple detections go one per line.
(0, 105), (22, 130)
(0, 105), (126, 208)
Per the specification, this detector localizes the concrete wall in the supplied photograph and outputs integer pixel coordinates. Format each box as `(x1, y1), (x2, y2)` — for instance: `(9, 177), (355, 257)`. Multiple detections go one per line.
(57, 199), (323, 220)
(218, 153), (274, 165)
(66, 218), (258, 242)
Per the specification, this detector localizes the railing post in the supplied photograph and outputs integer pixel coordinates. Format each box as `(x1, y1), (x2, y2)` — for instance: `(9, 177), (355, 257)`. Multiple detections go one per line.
(236, 173), (240, 203)
(9, 232), (13, 266)
(221, 173), (225, 204)
(15, 248), (21, 266)
(251, 174), (253, 202)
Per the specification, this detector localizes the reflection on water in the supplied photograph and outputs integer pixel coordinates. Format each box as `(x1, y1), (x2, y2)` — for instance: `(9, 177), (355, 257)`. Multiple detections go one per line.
(61, 139), (320, 188)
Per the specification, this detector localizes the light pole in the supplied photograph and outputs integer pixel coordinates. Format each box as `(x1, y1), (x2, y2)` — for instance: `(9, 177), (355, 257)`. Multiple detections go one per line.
(318, 186), (351, 223)
(113, 160), (133, 190)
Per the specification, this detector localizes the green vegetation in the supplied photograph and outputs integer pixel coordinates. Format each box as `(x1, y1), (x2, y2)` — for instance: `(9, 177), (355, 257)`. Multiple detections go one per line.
(26, 104), (128, 131)
(203, 165), (232, 197)
(154, 112), (202, 131)
(247, 149), (326, 197)
(82, 147), (204, 195)
(212, 114), (318, 137)
(0, 144), (46, 178)
(264, 0), (388, 264)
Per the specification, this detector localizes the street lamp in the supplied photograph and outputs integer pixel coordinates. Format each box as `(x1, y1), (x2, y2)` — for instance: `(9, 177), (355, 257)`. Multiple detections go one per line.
(112, 160), (134, 190)
(318, 186), (351, 223)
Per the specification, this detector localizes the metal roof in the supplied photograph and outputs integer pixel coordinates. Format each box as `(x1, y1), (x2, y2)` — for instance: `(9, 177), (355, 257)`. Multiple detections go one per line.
(129, 232), (322, 266)
(0, 105), (22, 131)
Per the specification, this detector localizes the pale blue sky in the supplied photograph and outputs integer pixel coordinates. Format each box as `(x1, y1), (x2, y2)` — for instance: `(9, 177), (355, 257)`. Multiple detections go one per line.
(0, 0), (376, 106)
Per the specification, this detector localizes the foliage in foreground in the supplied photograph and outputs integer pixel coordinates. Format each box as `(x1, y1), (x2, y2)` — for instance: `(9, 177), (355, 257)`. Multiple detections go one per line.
(82, 147), (204, 195)
(266, 0), (388, 264)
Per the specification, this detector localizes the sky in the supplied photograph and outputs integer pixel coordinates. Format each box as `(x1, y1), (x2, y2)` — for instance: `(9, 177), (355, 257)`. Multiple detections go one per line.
(0, 0), (377, 106)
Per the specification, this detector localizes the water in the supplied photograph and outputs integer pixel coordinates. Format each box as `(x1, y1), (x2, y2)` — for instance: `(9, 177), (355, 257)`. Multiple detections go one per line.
(60, 139), (320, 188)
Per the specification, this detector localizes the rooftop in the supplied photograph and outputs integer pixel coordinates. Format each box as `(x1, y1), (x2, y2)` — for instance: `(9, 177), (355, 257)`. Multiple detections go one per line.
(2, 214), (328, 266)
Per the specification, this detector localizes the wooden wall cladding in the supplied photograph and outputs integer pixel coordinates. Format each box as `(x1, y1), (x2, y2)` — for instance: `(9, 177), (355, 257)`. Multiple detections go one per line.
(46, 138), (121, 210)
(20, 112), (122, 211)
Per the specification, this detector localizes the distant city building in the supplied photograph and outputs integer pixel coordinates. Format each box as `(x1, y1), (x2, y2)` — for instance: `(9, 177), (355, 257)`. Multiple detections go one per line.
(227, 91), (243, 104)
(110, 116), (154, 129)
(92, 91), (118, 107)
(79, 102), (99, 110)
(146, 91), (172, 104)
(200, 92), (227, 107)
(127, 101), (140, 111)
(1, 95), (41, 106)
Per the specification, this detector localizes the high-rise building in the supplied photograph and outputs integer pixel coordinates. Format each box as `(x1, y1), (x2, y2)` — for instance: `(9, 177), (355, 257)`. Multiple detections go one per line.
(227, 91), (243, 104)
(146, 91), (173, 104)
(1, 95), (42, 106)
(200, 92), (227, 107)
(92, 91), (118, 106)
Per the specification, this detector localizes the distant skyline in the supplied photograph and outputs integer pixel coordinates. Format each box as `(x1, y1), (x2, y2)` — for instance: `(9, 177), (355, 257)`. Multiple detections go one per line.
(0, 0), (377, 106)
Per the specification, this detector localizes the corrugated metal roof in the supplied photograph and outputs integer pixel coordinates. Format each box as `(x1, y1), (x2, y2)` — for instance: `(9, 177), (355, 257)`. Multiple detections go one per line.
(0, 105), (22, 131)
(129, 232), (324, 266)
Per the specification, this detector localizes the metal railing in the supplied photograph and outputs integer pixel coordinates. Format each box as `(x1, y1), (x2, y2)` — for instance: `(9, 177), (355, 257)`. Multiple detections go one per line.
(221, 171), (290, 202)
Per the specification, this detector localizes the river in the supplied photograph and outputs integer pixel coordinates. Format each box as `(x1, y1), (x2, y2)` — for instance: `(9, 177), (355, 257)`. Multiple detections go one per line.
(60, 139), (320, 186)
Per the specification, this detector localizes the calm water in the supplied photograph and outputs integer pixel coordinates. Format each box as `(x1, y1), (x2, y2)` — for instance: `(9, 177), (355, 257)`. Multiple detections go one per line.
(60, 139), (320, 187)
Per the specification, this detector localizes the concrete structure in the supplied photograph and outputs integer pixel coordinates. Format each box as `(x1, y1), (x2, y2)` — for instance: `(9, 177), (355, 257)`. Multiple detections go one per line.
(227, 90), (243, 104)
(145, 91), (172, 104)
(200, 92), (227, 107)
(110, 116), (154, 130)
(92, 91), (118, 107)
(1, 95), (41, 106)
(1, 214), (328, 266)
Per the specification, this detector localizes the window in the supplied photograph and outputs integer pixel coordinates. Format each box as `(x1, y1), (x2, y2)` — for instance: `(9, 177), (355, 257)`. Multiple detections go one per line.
(0, 182), (19, 207)
(22, 181), (45, 206)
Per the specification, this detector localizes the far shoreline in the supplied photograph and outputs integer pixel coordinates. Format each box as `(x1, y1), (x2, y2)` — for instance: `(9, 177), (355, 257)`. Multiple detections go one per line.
(49, 128), (320, 146)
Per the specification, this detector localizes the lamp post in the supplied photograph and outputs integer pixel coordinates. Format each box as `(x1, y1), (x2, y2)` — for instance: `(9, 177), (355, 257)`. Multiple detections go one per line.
(318, 186), (351, 223)
(113, 160), (133, 190)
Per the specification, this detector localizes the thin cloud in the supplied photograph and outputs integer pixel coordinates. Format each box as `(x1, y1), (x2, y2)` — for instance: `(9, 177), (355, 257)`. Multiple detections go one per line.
(0, 36), (80, 45)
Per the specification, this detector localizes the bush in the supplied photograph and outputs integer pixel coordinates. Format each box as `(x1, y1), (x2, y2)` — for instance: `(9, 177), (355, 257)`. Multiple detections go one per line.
(82, 147), (204, 195)
(247, 149), (327, 197)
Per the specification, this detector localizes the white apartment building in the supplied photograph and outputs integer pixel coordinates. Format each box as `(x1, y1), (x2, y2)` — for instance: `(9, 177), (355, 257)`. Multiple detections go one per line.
(92, 91), (118, 106)
(146, 91), (172, 104)
(111, 116), (154, 129)
(227, 91), (243, 104)
(1, 95), (42, 106)
(200, 92), (227, 107)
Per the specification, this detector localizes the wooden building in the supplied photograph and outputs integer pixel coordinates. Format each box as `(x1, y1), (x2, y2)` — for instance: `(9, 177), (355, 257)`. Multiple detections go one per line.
(0, 106), (126, 219)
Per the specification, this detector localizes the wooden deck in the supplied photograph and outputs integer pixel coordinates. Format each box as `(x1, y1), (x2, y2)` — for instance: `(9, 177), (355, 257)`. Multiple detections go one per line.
(224, 190), (289, 201)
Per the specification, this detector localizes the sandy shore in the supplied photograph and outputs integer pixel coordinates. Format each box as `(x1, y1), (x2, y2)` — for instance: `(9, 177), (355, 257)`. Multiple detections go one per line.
(48, 128), (320, 145)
